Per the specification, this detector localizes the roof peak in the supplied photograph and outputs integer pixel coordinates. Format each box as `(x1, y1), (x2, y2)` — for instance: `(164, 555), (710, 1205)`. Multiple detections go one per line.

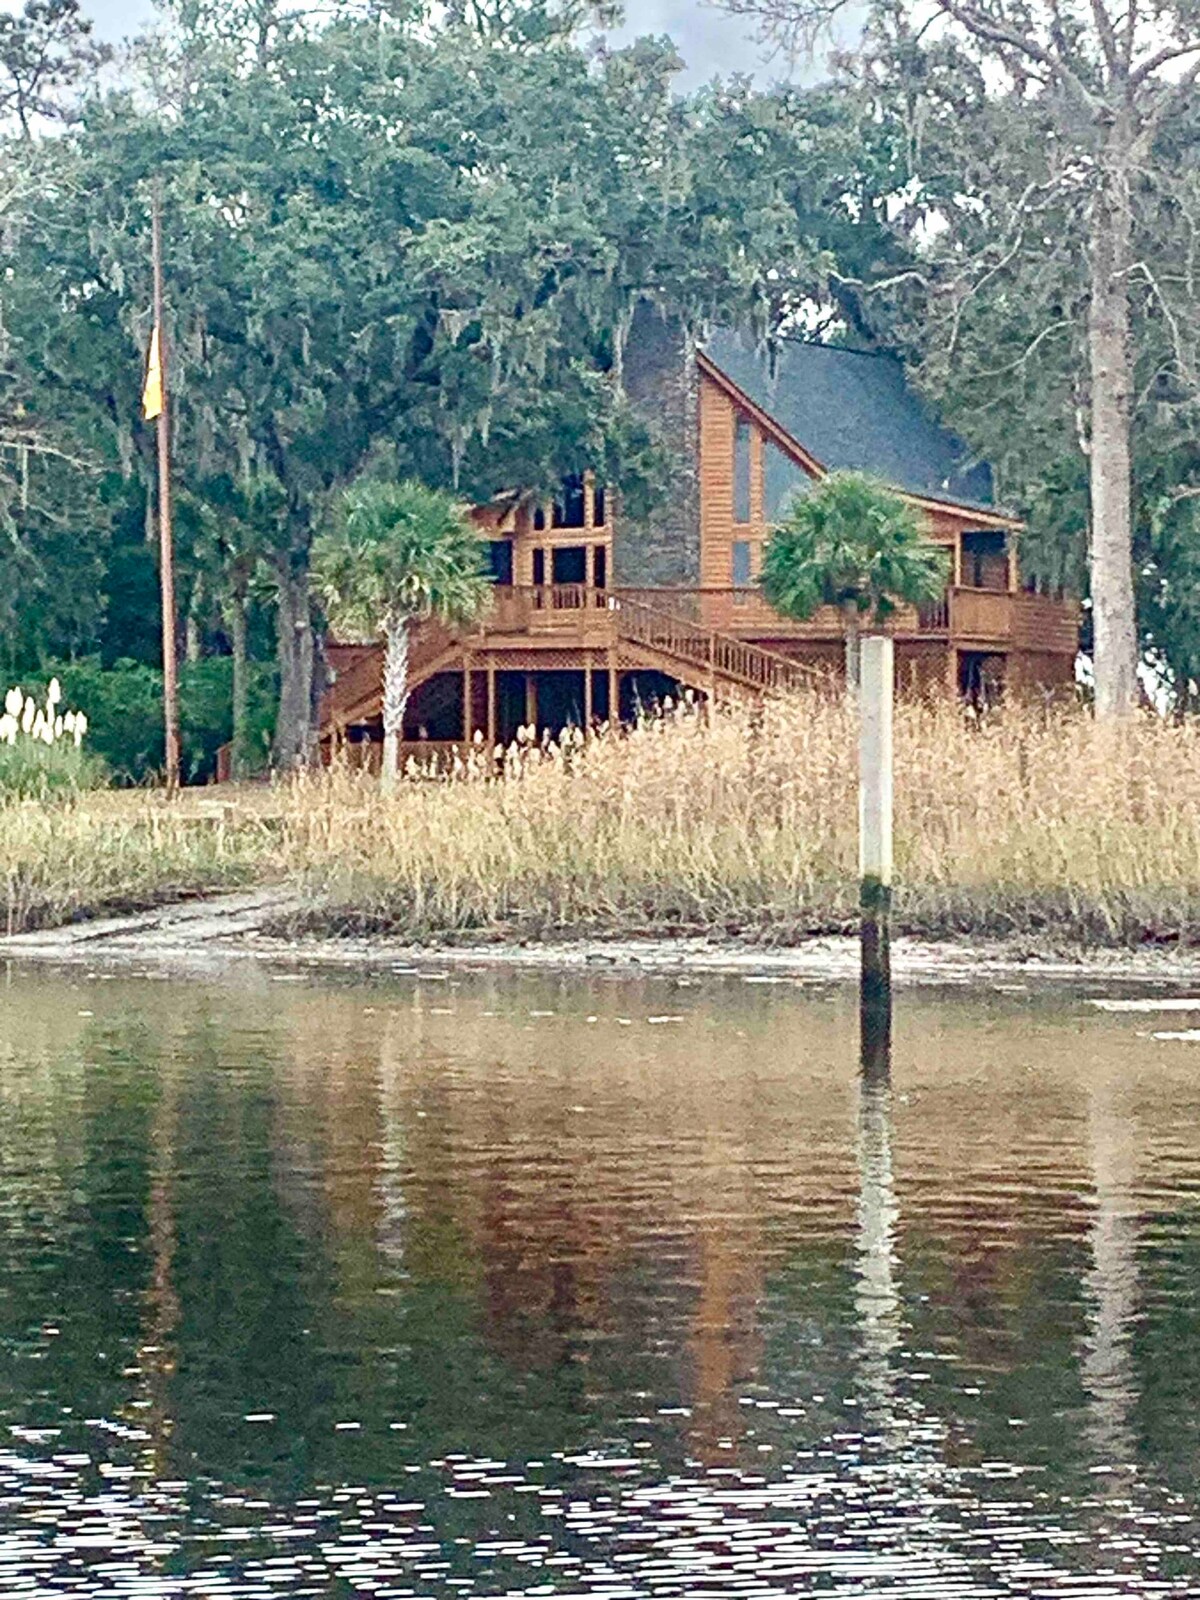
(701, 327), (996, 513)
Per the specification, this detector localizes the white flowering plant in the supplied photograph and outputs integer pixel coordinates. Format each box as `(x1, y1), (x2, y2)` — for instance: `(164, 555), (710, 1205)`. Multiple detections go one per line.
(0, 680), (104, 797)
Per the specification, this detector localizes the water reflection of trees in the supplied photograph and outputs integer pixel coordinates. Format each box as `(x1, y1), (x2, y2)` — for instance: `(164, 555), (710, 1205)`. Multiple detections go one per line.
(5, 973), (1200, 1532)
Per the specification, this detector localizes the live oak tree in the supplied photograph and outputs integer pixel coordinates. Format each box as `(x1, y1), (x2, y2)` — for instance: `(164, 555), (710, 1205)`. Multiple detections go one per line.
(723, 0), (1200, 717)
(0, 0), (979, 769)
(759, 471), (948, 692)
(63, 0), (843, 766)
(312, 480), (493, 789)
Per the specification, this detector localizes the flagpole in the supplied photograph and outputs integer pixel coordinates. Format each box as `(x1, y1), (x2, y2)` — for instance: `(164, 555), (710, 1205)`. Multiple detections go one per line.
(151, 181), (181, 794)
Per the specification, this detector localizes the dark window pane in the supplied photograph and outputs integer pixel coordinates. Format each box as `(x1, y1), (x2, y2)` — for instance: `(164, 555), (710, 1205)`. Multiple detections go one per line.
(553, 474), (586, 529)
(593, 485), (606, 527)
(552, 545), (587, 585)
(962, 529), (1007, 590)
(533, 505), (546, 532)
(532, 548), (546, 585)
(732, 539), (752, 587)
(593, 545), (607, 589)
(733, 417), (752, 524)
(486, 541), (514, 585)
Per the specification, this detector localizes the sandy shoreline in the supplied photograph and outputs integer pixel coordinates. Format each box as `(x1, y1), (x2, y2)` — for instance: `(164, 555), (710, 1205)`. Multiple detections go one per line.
(3, 889), (1200, 989)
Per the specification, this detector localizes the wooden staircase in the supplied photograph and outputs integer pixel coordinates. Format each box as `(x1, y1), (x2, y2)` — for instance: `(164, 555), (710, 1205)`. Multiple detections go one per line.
(323, 618), (462, 731)
(319, 588), (819, 741)
(611, 592), (817, 699)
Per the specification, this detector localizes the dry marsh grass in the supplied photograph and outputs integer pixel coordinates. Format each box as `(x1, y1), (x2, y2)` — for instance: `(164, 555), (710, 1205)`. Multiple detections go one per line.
(2, 792), (274, 935)
(4, 694), (1199, 946)
(276, 695), (1200, 946)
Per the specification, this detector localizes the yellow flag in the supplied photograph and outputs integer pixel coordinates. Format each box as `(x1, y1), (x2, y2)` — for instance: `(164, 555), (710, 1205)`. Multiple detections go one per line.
(142, 325), (163, 420)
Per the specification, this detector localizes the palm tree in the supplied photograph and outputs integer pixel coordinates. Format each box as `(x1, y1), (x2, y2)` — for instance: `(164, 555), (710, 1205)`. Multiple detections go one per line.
(313, 480), (492, 788)
(760, 472), (950, 693)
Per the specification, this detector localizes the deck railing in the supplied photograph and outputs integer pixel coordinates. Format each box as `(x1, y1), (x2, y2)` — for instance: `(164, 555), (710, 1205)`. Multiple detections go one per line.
(321, 583), (1080, 737)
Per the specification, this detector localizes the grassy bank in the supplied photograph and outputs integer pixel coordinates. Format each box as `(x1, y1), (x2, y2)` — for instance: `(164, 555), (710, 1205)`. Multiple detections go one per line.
(1, 793), (276, 935)
(5, 695), (1200, 946)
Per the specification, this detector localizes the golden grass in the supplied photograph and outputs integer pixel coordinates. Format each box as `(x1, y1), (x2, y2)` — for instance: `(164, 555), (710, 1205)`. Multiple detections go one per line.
(5, 695), (1200, 946)
(1, 791), (275, 935)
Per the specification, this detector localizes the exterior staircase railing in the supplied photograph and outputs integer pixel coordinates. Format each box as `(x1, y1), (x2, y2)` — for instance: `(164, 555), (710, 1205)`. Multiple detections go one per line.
(608, 591), (822, 696)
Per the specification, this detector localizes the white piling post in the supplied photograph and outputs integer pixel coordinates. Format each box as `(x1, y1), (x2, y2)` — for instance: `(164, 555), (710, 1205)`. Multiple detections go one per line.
(859, 634), (893, 1075)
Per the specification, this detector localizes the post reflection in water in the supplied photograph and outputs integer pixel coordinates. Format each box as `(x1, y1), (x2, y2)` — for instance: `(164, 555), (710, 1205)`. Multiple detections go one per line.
(1, 967), (1200, 1598)
(854, 1074), (903, 1440)
(1081, 1066), (1141, 1477)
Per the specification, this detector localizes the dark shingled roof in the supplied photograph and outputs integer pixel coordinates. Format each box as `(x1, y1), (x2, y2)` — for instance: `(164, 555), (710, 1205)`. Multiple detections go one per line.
(703, 330), (995, 511)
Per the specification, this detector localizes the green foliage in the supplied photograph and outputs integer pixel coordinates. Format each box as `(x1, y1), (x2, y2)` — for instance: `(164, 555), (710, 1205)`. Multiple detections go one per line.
(760, 472), (948, 626)
(0, 738), (105, 798)
(1140, 492), (1200, 712)
(22, 659), (277, 784)
(1, 0), (857, 765)
(314, 480), (494, 639)
(179, 657), (277, 783)
(793, 2), (1200, 703)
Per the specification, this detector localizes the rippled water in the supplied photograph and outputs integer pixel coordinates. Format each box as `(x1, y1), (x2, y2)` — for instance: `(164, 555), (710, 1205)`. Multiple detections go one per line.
(2, 962), (1200, 1596)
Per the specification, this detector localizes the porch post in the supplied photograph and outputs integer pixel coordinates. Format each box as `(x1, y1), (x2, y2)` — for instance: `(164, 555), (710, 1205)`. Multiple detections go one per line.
(487, 656), (497, 750)
(607, 648), (618, 729)
(583, 649), (593, 730)
(525, 673), (538, 735)
(463, 652), (473, 744)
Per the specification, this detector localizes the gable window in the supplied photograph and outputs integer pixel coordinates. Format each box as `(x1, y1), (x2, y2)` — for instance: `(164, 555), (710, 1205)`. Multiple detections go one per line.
(764, 441), (812, 521)
(732, 540), (752, 587)
(733, 416), (752, 524)
(486, 540), (514, 586)
(552, 474), (586, 529)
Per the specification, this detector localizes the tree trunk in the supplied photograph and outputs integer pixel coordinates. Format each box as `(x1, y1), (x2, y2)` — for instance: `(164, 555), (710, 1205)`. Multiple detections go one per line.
(381, 614), (411, 793)
(1088, 140), (1139, 717)
(842, 602), (862, 697)
(273, 565), (314, 769)
(228, 594), (249, 780)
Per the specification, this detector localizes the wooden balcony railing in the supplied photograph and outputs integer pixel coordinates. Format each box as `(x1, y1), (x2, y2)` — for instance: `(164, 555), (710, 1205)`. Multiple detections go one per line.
(323, 583), (1081, 736)
(615, 586), (1076, 652)
(488, 584), (611, 634)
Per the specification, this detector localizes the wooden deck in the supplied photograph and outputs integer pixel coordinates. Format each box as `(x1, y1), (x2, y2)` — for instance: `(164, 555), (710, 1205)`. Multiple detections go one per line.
(312, 582), (1080, 753)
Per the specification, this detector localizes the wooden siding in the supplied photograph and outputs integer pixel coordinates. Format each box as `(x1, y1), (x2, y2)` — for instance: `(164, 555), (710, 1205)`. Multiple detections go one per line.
(698, 369), (972, 596)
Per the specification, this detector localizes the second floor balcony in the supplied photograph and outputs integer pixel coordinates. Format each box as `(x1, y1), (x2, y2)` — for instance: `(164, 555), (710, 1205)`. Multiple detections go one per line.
(474, 584), (1079, 657)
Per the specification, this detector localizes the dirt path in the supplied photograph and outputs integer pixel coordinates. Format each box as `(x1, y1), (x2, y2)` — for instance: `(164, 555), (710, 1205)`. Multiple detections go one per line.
(0, 890), (303, 970)
(3, 888), (1200, 988)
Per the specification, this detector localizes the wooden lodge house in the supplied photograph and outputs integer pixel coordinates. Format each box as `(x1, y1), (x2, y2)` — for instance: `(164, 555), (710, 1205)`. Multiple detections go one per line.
(321, 309), (1079, 761)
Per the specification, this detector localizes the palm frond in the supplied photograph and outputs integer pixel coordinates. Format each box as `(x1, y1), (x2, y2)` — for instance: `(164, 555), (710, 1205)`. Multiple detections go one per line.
(312, 479), (494, 642)
(761, 472), (950, 626)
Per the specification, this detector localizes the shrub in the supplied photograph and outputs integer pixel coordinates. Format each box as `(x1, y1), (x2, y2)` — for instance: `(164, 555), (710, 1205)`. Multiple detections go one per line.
(0, 681), (105, 797)
(19, 658), (277, 784)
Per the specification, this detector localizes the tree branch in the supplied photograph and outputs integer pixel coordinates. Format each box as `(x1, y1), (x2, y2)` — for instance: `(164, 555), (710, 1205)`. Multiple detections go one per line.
(933, 0), (1101, 109)
(1086, 0), (1121, 78)
(1129, 38), (1200, 89)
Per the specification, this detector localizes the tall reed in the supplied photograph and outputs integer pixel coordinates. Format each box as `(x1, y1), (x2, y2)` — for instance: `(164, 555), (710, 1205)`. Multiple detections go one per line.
(4, 695), (1199, 946)
(275, 695), (1200, 945)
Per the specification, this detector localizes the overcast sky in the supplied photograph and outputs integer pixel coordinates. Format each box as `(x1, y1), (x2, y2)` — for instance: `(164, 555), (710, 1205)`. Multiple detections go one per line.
(8, 0), (818, 86)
